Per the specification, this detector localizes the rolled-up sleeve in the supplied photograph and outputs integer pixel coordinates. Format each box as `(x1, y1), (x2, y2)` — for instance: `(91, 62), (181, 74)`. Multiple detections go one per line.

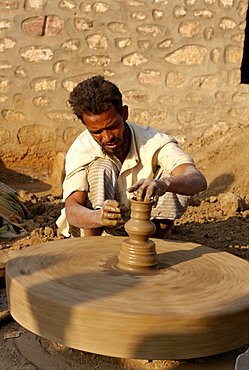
(157, 142), (194, 174)
(62, 167), (88, 201)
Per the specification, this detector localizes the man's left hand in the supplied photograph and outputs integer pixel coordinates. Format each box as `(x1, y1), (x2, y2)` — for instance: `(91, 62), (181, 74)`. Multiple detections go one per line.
(127, 178), (167, 203)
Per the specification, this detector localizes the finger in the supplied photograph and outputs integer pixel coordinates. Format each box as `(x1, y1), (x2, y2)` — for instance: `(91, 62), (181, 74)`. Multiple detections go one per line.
(127, 179), (145, 193)
(136, 187), (146, 201)
(103, 205), (121, 213)
(144, 187), (158, 202)
(103, 211), (122, 220)
(152, 194), (159, 208)
(102, 218), (125, 227)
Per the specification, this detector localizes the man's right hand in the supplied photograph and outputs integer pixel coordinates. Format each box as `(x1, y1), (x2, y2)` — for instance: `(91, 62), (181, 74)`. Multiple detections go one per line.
(101, 199), (128, 227)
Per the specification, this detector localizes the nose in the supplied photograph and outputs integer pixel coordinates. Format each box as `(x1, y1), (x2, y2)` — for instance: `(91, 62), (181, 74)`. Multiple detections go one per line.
(102, 129), (113, 143)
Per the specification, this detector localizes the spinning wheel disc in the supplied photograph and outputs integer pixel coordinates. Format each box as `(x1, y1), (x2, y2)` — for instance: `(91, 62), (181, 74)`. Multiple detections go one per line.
(6, 236), (249, 360)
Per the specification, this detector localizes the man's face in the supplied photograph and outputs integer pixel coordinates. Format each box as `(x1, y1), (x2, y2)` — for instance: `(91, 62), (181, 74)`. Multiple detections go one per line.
(82, 105), (130, 157)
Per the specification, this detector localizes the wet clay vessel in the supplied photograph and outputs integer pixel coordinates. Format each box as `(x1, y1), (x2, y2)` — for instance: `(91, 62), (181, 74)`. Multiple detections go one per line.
(117, 198), (158, 272)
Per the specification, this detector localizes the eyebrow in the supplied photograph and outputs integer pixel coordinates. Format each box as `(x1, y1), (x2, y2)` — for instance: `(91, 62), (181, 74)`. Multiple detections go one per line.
(89, 121), (119, 134)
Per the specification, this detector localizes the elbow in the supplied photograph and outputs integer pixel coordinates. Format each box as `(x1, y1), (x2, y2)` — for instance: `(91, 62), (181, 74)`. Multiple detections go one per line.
(196, 175), (207, 194)
(188, 174), (207, 196)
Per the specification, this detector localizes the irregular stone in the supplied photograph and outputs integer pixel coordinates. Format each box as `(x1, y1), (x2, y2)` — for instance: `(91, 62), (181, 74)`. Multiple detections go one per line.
(0, 36), (16, 52)
(53, 60), (69, 74)
(0, 61), (12, 69)
(193, 9), (215, 18)
(0, 76), (11, 88)
(15, 66), (27, 79)
(219, 17), (236, 29)
(191, 75), (218, 89)
(58, 0), (76, 10)
(122, 52), (147, 66)
(20, 46), (53, 62)
(82, 55), (110, 66)
(22, 16), (64, 36)
(204, 27), (214, 41)
(137, 40), (151, 50)
(185, 0), (197, 5)
(158, 95), (174, 105)
(0, 0), (19, 10)
(231, 33), (245, 42)
(92, 2), (109, 12)
(152, 9), (164, 20)
(164, 45), (207, 65)
(24, 0), (47, 10)
(0, 19), (12, 32)
(129, 109), (168, 127)
(229, 107), (249, 122)
(86, 34), (108, 49)
(62, 127), (82, 145)
(108, 22), (127, 33)
(215, 91), (226, 101)
(46, 110), (76, 122)
(60, 39), (80, 52)
(179, 21), (200, 38)
(228, 68), (241, 84)
(2, 109), (26, 122)
(177, 107), (214, 125)
(79, 2), (91, 12)
(238, 20), (246, 30)
(0, 128), (11, 144)
(116, 0), (145, 5)
(17, 124), (53, 145)
(62, 78), (80, 92)
(33, 96), (51, 108)
(103, 70), (115, 77)
(136, 24), (166, 37)
(186, 93), (203, 103)
(224, 45), (243, 63)
(165, 72), (184, 88)
(30, 77), (57, 91)
(13, 93), (26, 108)
(157, 38), (173, 50)
(232, 92), (249, 102)
(173, 6), (187, 17)
(138, 69), (161, 85)
(0, 93), (8, 103)
(219, 0), (234, 9)
(210, 48), (220, 63)
(153, 0), (168, 4)
(115, 38), (131, 48)
(236, 1), (248, 17)
(74, 18), (93, 31)
(123, 90), (148, 104)
(130, 11), (147, 20)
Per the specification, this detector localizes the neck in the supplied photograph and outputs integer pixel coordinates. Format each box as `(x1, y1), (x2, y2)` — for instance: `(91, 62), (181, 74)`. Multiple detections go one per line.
(117, 124), (131, 163)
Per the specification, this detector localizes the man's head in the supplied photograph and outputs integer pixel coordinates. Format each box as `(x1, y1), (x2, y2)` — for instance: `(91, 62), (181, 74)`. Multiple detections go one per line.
(69, 76), (130, 159)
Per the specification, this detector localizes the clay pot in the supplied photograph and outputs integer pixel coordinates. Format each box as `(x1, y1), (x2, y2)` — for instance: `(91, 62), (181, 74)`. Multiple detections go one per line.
(117, 198), (158, 273)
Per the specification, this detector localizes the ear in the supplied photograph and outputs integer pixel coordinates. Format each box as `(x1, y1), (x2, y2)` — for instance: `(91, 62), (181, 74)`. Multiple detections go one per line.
(122, 105), (128, 121)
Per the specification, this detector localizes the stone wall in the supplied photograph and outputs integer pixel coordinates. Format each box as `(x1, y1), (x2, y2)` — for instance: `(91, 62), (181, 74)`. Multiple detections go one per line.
(0, 0), (248, 181)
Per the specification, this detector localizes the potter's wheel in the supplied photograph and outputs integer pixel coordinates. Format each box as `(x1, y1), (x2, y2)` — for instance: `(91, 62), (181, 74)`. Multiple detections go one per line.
(5, 200), (249, 360)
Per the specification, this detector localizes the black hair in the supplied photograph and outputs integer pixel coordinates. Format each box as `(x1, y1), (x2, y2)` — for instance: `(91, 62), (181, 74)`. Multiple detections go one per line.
(69, 75), (123, 121)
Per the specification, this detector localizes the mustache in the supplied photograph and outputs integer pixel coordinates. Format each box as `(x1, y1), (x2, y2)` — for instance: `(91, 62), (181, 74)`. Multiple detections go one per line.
(103, 139), (118, 145)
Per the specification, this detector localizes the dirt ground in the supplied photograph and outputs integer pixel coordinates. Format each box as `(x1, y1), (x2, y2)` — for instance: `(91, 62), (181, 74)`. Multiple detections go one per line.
(0, 122), (248, 369)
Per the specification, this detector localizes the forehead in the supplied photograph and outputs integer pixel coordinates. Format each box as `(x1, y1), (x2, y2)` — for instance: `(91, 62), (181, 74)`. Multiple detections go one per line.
(82, 105), (121, 129)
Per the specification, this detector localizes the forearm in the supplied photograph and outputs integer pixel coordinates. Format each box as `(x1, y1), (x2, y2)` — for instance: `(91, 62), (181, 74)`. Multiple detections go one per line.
(65, 200), (103, 229)
(162, 170), (207, 196)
